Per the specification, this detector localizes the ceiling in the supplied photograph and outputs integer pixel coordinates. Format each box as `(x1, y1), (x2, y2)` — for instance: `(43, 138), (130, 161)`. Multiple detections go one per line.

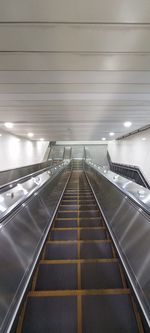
(0, 0), (150, 141)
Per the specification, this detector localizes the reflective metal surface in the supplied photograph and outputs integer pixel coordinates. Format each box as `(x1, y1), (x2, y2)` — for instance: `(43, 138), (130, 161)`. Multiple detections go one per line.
(0, 160), (52, 187)
(0, 162), (71, 333)
(64, 146), (71, 159)
(87, 161), (150, 214)
(0, 162), (67, 222)
(84, 161), (150, 327)
(49, 143), (108, 165)
(50, 145), (64, 160)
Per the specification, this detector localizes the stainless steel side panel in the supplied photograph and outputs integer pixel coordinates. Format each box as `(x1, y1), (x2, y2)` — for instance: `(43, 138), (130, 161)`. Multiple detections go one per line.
(51, 145), (64, 159)
(71, 146), (84, 158)
(85, 163), (150, 327)
(64, 146), (71, 159)
(0, 168), (70, 333)
(0, 160), (52, 187)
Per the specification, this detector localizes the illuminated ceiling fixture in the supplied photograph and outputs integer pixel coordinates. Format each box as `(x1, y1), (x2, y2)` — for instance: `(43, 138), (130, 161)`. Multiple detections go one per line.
(123, 121), (132, 128)
(0, 134), (2, 137)
(102, 137), (106, 141)
(28, 132), (34, 138)
(40, 138), (44, 141)
(4, 122), (14, 129)
(109, 132), (115, 136)
(142, 137), (146, 141)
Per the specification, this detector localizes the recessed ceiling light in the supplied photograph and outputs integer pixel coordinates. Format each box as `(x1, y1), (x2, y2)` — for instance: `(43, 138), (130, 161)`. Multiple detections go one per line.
(142, 137), (146, 141)
(4, 122), (14, 129)
(123, 121), (132, 128)
(109, 132), (115, 136)
(102, 137), (106, 141)
(27, 132), (34, 138)
(39, 138), (44, 141)
(0, 134), (2, 137)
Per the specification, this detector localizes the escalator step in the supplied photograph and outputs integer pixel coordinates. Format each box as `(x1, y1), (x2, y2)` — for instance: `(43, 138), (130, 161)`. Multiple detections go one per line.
(50, 230), (77, 241)
(82, 294), (139, 333)
(54, 220), (77, 228)
(59, 205), (78, 211)
(81, 262), (123, 289)
(79, 200), (95, 204)
(22, 296), (77, 333)
(57, 212), (78, 218)
(61, 199), (78, 203)
(79, 205), (97, 211)
(59, 205), (97, 211)
(79, 211), (100, 218)
(57, 211), (100, 218)
(80, 229), (107, 240)
(80, 219), (103, 227)
(45, 243), (77, 260)
(80, 242), (113, 259)
(35, 264), (77, 290)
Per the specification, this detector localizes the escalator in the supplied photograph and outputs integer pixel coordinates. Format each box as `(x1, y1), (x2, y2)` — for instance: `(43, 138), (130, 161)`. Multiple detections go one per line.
(16, 170), (144, 333)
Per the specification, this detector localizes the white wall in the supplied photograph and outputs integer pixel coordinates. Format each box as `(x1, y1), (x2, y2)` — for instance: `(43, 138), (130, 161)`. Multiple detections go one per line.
(0, 130), (49, 171)
(108, 128), (150, 184)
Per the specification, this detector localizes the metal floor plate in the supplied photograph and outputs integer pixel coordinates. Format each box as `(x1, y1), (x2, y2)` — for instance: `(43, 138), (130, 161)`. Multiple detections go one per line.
(79, 218), (103, 227)
(80, 242), (113, 259)
(81, 262), (123, 289)
(22, 296), (77, 333)
(45, 243), (77, 260)
(54, 219), (77, 228)
(82, 295), (139, 333)
(50, 230), (77, 241)
(80, 229), (107, 240)
(35, 264), (77, 290)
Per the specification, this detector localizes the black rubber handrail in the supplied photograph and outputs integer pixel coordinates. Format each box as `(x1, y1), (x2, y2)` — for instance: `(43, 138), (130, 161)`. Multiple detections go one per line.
(107, 151), (149, 189)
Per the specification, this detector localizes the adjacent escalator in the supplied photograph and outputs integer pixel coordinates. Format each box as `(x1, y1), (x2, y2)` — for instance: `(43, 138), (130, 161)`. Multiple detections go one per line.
(16, 171), (144, 333)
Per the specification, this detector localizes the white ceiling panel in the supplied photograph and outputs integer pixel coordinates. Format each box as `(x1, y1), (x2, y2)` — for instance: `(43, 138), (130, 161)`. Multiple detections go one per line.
(0, 0), (150, 23)
(2, 83), (150, 94)
(0, 2), (150, 141)
(1, 53), (150, 71)
(1, 24), (150, 53)
(1, 93), (150, 102)
(1, 71), (150, 84)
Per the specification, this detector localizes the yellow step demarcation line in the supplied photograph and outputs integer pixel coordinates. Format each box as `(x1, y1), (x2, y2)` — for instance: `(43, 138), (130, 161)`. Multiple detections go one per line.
(39, 258), (119, 265)
(28, 289), (131, 297)
(61, 200), (95, 203)
(57, 210), (99, 213)
(52, 227), (106, 230)
(65, 193), (92, 195)
(60, 203), (97, 208)
(65, 190), (92, 192)
(46, 240), (111, 244)
(63, 193), (93, 198)
(55, 217), (102, 220)
(63, 195), (93, 197)
(62, 198), (95, 200)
